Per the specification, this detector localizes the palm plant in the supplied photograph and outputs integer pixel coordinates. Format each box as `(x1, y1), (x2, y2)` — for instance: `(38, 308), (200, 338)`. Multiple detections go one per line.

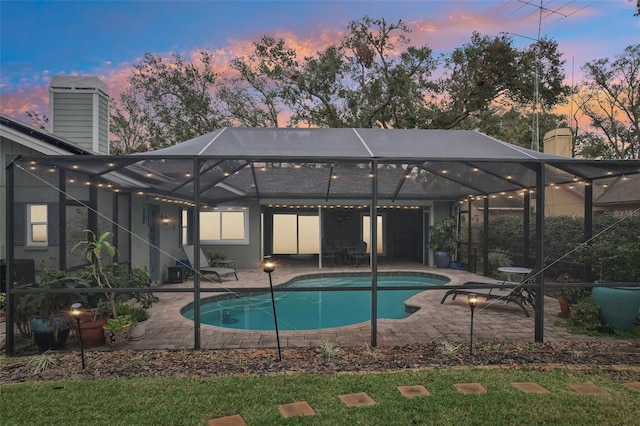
(72, 230), (118, 318)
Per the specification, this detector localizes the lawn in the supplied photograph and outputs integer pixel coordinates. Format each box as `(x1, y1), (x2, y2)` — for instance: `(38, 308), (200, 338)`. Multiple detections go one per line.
(2, 366), (639, 425)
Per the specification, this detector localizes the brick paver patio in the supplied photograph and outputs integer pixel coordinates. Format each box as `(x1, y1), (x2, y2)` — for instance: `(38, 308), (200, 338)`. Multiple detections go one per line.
(119, 259), (601, 351)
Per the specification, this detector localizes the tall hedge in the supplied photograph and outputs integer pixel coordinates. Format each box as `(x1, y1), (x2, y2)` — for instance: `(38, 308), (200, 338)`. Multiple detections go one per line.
(480, 213), (640, 281)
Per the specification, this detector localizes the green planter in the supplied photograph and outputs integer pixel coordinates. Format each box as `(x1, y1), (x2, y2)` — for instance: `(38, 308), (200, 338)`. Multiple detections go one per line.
(592, 286), (640, 330)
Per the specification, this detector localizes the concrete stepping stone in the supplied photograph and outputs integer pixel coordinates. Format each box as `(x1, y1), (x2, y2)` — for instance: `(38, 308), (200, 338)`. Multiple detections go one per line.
(339, 392), (377, 407)
(567, 382), (608, 395)
(207, 414), (247, 426)
(278, 401), (315, 418)
(511, 382), (550, 394)
(624, 382), (640, 392)
(397, 385), (431, 398)
(455, 383), (487, 394)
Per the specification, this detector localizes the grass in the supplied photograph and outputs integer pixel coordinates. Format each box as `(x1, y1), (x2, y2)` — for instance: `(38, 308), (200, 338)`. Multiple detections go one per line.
(2, 367), (639, 425)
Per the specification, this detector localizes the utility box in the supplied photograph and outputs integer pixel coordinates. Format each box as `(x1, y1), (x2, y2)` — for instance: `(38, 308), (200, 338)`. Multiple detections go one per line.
(166, 266), (186, 284)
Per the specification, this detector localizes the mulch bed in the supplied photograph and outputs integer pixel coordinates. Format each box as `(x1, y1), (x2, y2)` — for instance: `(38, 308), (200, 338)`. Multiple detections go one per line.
(2, 340), (640, 383)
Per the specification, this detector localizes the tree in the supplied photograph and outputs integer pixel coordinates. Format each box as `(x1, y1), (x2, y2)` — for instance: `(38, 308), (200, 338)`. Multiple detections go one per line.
(111, 17), (570, 150)
(461, 107), (567, 149)
(574, 44), (640, 159)
(110, 89), (153, 153)
(430, 33), (569, 130)
(227, 17), (437, 129)
(110, 51), (228, 152)
(219, 36), (292, 127)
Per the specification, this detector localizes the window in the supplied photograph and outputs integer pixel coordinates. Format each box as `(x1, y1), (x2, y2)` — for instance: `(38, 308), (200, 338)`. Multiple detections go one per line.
(199, 208), (249, 244)
(362, 214), (384, 254)
(273, 213), (319, 254)
(27, 204), (48, 247)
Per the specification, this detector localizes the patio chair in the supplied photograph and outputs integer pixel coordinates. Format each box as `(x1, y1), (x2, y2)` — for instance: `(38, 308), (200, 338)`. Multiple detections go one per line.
(183, 245), (238, 283)
(347, 240), (369, 267)
(322, 239), (341, 267)
(439, 279), (534, 317)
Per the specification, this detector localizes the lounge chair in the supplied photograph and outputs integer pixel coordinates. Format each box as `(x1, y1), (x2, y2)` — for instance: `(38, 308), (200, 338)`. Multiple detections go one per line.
(183, 245), (238, 283)
(440, 280), (534, 317)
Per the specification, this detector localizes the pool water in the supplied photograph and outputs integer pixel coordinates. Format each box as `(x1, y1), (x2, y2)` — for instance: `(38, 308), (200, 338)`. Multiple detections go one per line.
(182, 274), (447, 331)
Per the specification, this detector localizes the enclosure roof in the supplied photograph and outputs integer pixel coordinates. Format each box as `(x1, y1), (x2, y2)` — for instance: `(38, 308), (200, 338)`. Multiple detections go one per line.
(11, 126), (640, 204)
(143, 127), (565, 161)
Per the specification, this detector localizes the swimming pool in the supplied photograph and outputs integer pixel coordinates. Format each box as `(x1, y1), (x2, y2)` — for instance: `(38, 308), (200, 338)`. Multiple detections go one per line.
(181, 273), (448, 331)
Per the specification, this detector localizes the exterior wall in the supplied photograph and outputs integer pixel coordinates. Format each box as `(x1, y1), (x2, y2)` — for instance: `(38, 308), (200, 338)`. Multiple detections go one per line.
(50, 93), (95, 149)
(9, 160), (66, 279)
(49, 76), (109, 154)
(2, 137), (52, 259)
(201, 201), (262, 269)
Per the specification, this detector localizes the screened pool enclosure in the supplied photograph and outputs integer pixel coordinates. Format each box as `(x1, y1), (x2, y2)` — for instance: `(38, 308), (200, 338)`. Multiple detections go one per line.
(5, 127), (640, 353)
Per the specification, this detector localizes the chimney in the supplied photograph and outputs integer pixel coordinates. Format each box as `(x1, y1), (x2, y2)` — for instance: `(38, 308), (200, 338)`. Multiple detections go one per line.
(543, 128), (573, 158)
(49, 76), (110, 154)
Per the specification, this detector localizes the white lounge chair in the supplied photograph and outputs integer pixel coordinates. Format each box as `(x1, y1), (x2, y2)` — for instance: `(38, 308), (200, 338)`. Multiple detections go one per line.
(183, 245), (238, 283)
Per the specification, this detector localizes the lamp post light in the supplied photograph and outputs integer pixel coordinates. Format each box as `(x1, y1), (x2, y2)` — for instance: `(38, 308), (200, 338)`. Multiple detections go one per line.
(467, 294), (478, 356)
(263, 259), (282, 362)
(70, 303), (85, 369)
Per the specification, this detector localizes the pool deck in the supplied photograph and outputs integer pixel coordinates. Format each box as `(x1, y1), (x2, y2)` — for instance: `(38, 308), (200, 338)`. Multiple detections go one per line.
(121, 258), (606, 351)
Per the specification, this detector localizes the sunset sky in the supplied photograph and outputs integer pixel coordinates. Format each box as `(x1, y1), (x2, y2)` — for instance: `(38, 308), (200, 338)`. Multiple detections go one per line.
(1, 0), (638, 122)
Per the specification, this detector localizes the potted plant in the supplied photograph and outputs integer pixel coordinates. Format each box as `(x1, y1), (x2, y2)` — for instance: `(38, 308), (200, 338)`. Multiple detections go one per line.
(69, 298), (110, 348)
(556, 273), (586, 318)
(126, 266), (159, 309)
(119, 304), (150, 341)
(72, 230), (119, 319)
(16, 270), (90, 352)
(429, 217), (460, 268)
(207, 249), (227, 266)
(579, 235), (640, 330)
(102, 314), (134, 347)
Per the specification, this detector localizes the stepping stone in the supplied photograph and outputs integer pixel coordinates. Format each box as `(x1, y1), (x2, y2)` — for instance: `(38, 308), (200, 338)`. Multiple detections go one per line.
(278, 401), (315, 418)
(511, 382), (550, 394)
(567, 382), (608, 395)
(339, 392), (376, 407)
(397, 385), (431, 398)
(625, 382), (640, 392)
(455, 383), (487, 394)
(207, 414), (247, 426)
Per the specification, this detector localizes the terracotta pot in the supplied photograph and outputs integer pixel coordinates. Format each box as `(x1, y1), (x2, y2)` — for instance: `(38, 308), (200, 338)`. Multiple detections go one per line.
(75, 318), (107, 348)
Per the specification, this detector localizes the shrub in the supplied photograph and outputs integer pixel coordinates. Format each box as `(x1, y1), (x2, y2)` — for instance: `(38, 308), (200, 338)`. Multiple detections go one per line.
(0, 292), (6, 315)
(567, 298), (601, 331)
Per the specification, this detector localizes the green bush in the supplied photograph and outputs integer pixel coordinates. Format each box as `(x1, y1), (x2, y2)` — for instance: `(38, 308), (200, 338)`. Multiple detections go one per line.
(567, 298), (601, 331)
(481, 214), (640, 282)
(579, 214), (640, 282)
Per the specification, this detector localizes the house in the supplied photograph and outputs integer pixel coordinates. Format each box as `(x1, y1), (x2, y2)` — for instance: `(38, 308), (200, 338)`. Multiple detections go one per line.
(5, 77), (640, 354)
